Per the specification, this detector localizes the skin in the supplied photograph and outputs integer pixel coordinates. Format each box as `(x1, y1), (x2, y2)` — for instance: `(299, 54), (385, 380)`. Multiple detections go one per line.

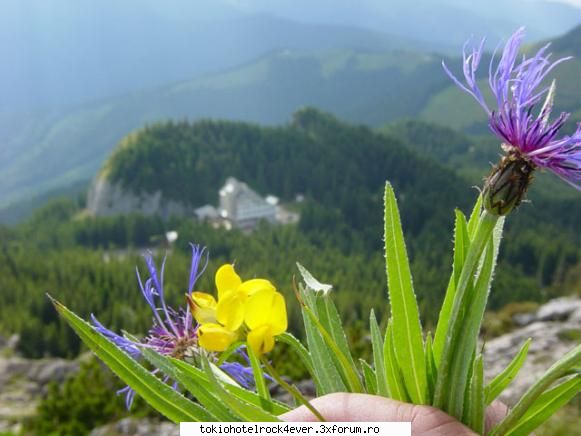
(281, 393), (508, 436)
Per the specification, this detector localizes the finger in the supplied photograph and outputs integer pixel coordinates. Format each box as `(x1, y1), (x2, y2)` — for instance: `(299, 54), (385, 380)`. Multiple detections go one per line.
(281, 393), (475, 436)
(485, 400), (509, 433)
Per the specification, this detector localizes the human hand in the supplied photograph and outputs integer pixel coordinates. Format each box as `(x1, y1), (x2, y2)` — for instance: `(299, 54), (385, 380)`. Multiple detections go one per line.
(281, 393), (508, 435)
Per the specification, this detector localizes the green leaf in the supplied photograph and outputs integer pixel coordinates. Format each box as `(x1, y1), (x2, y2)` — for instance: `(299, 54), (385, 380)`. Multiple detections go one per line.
(491, 344), (581, 435)
(169, 357), (290, 415)
(445, 218), (504, 418)
(50, 297), (214, 423)
(464, 355), (485, 435)
(278, 332), (316, 382)
(485, 339), (531, 405)
(384, 182), (426, 404)
(370, 310), (390, 397)
(383, 320), (410, 402)
(505, 376), (581, 436)
(142, 349), (239, 421)
(424, 333), (437, 403)
(360, 359), (378, 395)
(433, 211), (498, 417)
(316, 294), (358, 376)
(299, 285), (346, 394)
(246, 344), (271, 401)
(467, 194), (483, 238)
(200, 355), (281, 422)
(301, 295), (364, 393)
(433, 210), (470, 364)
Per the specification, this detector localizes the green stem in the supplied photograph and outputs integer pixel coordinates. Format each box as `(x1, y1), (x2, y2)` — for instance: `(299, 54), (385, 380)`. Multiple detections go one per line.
(433, 210), (499, 416)
(261, 358), (326, 422)
(489, 344), (581, 435)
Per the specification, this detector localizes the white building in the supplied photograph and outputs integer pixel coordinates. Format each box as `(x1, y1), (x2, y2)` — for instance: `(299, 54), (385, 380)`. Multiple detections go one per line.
(219, 177), (277, 230)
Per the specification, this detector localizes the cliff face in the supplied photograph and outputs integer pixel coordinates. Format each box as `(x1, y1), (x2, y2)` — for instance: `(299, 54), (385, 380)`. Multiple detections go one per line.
(86, 176), (193, 219)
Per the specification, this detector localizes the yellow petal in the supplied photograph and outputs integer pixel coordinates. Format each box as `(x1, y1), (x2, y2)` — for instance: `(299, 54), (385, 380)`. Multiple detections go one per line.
(245, 290), (287, 335)
(216, 290), (246, 331)
(238, 279), (275, 297)
(247, 325), (275, 355)
(198, 323), (238, 352)
(269, 292), (288, 335)
(215, 264), (242, 299)
(190, 292), (217, 324)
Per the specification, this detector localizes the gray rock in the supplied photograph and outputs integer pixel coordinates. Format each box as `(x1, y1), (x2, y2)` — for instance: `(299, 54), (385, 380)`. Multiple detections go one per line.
(483, 297), (581, 405)
(87, 177), (193, 219)
(90, 418), (179, 436)
(535, 297), (581, 322)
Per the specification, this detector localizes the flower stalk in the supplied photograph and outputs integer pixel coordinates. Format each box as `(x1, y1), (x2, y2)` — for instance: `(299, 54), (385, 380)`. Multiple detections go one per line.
(433, 210), (499, 418)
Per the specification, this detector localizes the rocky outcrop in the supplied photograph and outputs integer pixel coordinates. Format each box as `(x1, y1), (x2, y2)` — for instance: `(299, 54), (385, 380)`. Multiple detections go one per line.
(0, 353), (80, 433)
(483, 297), (581, 405)
(90, 418), (179, 436)
(86, 176), (193, 218)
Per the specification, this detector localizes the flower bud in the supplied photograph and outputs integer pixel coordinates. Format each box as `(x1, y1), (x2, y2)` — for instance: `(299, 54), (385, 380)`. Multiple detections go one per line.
(483, 148), (536, 216)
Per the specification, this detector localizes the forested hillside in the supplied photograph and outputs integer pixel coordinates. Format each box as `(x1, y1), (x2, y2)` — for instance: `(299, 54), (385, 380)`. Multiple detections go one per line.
(1, 109), (578, 360)
(2, 25), (579, 212)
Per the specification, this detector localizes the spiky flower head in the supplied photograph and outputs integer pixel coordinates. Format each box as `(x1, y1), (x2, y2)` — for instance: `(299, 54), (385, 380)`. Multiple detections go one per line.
(443, 27), (580, 214)
(91, 244), (254, 408)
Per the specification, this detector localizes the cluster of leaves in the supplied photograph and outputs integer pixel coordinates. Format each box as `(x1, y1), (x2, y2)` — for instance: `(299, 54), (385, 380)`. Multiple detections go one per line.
(51, 184), (579, 434)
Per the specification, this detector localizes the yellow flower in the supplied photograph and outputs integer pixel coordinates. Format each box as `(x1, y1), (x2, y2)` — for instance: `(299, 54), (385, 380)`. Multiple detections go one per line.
(194, 263), (287, 355)
(245, 288), (288, 355)
(214, 264), (276, 331)
(188, 292), (217, 324)
(197, 323), (238, 352)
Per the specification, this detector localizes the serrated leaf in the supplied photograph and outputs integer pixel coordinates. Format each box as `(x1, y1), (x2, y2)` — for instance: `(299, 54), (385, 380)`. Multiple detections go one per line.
(433, 211), (499, 417)
(142, 349), (239, 421)
(370, 310), (390, 397)
(383, 320), (410, 402)
(465, 355), (485, 435)
(506, 376), (581, 436)
(316, 294), (358, 376)
(301, 294), (363, 393)
(360, 359), (378, 395)
(201, 355), (280, 422)
(486, 339), (531, 405)
(299, 285), (346, 394)
(467, 194), (482, 238)
(445, 233), (495, 418)
(490, 344), (581, 435)
(433, 210), (470, 364)
(169, 357), (290, 415)
(425, 333), (437, 403)
(384, 183), (426, 404)
(51, 297), (214, 423)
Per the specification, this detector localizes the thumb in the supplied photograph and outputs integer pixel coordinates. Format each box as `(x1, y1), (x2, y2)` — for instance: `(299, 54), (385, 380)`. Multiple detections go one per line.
(280, 393), (475, 436)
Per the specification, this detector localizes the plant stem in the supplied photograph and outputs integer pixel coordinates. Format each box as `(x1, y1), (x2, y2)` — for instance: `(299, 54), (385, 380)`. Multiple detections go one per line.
(489, 344), (581, 435)
(433, 210), (499, 417)
(261, 358), (326, 422)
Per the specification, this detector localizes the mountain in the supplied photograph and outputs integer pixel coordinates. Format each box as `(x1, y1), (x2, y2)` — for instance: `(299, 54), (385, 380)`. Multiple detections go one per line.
(0, 1), (431, 112)
(0, 48), (449, 210)
(237, 0), (581, 48)
(2, 25), (579, 215)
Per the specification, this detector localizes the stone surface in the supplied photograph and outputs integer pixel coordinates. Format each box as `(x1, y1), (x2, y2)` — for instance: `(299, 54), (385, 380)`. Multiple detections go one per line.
(87, 176), (193, 218)
(483, 297), (581, 405)
(90, 418), (179, 436)
(0, 355), (79, 432)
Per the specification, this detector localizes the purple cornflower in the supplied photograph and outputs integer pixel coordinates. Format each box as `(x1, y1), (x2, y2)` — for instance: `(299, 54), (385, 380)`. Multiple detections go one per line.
(91, 244), (254, 408)
(443, 27), (580, 197)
